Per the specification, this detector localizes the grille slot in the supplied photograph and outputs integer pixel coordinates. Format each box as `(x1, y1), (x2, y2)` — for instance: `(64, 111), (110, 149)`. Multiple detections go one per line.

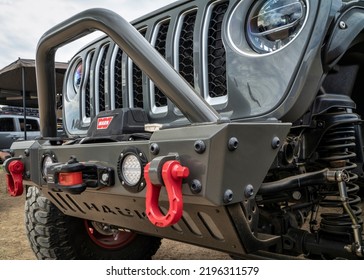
(132, 64), (144, 108)
(207, 1), (228, 99)
(176, 9), (197, 88)
(153, 19), (170, 108)
(96, 44), (110, 113)
(132, 28), (147, 108)
(149, 19), (171, 114)
(84, 51), (95, 119)
(113, 47), (123, 109)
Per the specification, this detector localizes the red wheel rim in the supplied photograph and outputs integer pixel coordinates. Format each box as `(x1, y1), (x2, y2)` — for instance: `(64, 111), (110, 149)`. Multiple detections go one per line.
(84, 220), (136, 249)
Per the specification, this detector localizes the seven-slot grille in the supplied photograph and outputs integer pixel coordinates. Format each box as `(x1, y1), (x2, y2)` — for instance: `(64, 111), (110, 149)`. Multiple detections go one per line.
(79, 0), (229, 122)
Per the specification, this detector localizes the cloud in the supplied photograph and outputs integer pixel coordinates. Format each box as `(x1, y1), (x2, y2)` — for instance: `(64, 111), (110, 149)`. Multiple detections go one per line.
(0, 0), (175, 68)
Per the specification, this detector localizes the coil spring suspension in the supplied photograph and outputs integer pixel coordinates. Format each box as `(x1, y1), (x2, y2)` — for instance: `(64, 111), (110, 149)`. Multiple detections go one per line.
(316, 111), (363, 236)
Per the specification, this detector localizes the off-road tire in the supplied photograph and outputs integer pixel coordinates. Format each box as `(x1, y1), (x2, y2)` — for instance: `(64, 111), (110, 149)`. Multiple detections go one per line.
(25, 186), (162, 259)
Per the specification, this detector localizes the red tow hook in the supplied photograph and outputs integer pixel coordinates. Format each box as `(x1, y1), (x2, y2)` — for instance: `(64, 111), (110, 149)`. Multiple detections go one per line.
(4, 159), (24, 196)
(144, 160), (189, 227)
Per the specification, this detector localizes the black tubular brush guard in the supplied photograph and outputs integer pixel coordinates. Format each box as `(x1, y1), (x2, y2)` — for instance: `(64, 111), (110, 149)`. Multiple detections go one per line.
(35, 8), (224, 138)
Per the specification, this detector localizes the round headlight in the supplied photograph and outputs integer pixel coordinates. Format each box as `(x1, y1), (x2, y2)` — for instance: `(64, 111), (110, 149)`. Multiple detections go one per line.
(121, 154), (142, 186)
(247, 0), (307, 53)
(73, 61), (83, 90)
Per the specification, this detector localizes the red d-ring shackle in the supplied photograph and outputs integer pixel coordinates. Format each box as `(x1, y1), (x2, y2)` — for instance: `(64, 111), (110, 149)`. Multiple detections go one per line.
(144, 160), (189, 227)
(5, 160), (24, 196)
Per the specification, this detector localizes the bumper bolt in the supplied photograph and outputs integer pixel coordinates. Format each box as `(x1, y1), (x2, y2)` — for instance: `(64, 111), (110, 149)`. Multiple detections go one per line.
(271, 137), (281, 149)
(244, 184), (254, 198)
(194, 140), (206, 154)
(223, 189), (233, 203)
(150, 143), (160, 155)
(228, 137), (239, 151)
(190, 179), (202, 194)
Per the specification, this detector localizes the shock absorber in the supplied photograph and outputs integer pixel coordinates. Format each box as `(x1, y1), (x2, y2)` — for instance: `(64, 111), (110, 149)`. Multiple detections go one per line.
(315, 110), (363, 253)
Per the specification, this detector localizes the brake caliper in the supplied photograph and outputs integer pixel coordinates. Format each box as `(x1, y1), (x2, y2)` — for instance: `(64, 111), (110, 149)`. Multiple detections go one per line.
(144, 155), (189, 227)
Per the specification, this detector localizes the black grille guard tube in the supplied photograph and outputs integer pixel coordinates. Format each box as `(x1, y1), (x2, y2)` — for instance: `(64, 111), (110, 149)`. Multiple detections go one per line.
(36, 8), (223, 137)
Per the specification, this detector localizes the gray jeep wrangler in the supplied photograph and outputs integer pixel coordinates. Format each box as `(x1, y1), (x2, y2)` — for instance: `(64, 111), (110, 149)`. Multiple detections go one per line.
(4, 0), (364, 259)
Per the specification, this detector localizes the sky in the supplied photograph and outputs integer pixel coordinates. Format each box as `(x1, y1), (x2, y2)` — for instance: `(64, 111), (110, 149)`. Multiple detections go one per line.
(0, 0), (176, 69)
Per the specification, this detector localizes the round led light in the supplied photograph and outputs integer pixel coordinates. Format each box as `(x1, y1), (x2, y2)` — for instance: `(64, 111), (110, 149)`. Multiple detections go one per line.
(121, 154), (142, 186)
(73, 61), (83, 90)
(42, 154), (55, 178)
(247, 0), (307, 53)
(118, 149), (147, 193)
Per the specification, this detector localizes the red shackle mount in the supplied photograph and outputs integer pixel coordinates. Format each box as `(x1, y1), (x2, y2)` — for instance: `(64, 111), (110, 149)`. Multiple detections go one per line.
(144, 155), (189, 227)
(4, 158), (24, 197)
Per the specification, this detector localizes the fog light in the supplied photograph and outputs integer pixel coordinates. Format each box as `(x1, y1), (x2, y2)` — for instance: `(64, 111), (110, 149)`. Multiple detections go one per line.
(41, 153), (57, 179)
(118, 148), (147, 192)
(121, 154), (142, 186)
